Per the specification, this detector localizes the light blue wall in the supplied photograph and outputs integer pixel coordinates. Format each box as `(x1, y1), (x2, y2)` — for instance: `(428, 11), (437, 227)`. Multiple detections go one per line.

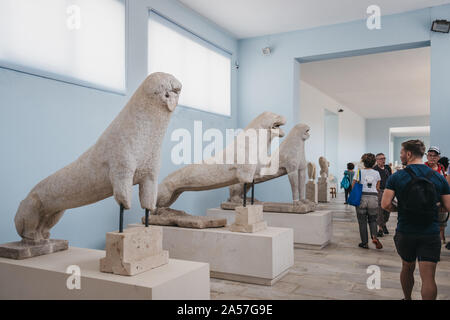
(237, 9), (431, 129)
(237, 6), (450, 203)
(430, 5), (450, 157)
(0, 0), (238, 249)
(366, 115), (430, 159)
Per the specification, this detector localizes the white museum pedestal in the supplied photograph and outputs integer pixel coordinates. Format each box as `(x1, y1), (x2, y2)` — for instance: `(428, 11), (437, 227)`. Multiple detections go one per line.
(207, 208), (333, 249)
(131, 224), (294, 286)
(0, 247), (209, 300)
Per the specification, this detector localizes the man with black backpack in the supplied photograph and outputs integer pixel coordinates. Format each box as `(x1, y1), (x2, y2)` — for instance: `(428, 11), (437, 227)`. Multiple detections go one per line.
(381, 140), (450, 300)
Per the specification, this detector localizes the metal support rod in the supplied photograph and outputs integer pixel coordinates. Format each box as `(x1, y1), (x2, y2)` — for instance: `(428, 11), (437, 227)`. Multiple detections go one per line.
(251, 180), (255, 205)
(119, 204), (124, 233)
(145, 209), (149, 227)
(145, 209), (149, 228)
(243, 183), (247, 207)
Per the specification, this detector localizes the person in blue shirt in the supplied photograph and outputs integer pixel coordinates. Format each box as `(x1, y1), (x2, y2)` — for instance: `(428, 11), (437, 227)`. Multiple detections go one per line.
(382, 140), (450, 300)
(342, 162), (355, 204)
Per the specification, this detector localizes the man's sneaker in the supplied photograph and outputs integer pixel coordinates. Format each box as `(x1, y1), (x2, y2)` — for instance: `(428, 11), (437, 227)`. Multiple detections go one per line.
(446, 242), (450, 250)
(372, 238), (383, 249)
(358, 243), (369, 249)
(382, 226), (389, 235)
(377, 230), (384, 238)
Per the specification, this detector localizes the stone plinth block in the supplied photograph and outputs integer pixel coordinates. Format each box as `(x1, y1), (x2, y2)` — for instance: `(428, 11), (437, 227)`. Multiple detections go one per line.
(0, 239), (68, 260)
(230, 205), (267, 233)
(135, 225), (293, 286)
(318, 177), (330, 203)
(221, 200), (316, 214)
(229, 221), (268, 233)
(306, 181), (318, 203)
(100, 226), (168, 276)
(0, 247), (209, 299)
(208, 208), (332, 249)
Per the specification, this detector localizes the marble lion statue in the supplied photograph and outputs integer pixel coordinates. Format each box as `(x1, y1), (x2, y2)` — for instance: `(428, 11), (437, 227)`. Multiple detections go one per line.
(15, 72), (181, 242)
(156, 112), (287, 208)
(227, 123), (313, 205)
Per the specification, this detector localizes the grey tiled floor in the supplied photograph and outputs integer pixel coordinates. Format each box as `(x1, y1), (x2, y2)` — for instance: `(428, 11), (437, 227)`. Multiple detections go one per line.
(211, 194), (450, 300)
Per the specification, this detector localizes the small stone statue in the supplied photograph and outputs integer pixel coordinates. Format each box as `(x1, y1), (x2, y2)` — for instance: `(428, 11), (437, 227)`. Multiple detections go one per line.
(319, 156), (329, 178)
(318, 156), (331, 203)
(307, 162), (316, 181)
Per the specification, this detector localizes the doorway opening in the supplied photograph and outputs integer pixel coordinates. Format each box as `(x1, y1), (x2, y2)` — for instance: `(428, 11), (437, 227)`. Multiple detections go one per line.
(299, 44), (430, 189)
(389, 126), (430, 168)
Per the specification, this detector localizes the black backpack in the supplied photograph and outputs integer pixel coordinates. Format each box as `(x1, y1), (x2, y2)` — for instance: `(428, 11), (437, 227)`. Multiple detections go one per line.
(399, 167), (438, 226)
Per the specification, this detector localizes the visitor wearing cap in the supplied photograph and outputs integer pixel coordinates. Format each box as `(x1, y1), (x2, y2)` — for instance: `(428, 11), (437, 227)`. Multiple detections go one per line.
(425, 146), (449, 246)
(425, 146), (447, 177)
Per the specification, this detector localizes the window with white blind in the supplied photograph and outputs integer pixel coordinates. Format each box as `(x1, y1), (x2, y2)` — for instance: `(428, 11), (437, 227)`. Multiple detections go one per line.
(148, 11), (231, 116)
(0, 0), (126, 93)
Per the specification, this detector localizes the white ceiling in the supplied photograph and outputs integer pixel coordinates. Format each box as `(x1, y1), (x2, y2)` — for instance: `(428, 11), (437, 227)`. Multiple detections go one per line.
(301, 47), (430, 119)
(178, 0), (450, 38)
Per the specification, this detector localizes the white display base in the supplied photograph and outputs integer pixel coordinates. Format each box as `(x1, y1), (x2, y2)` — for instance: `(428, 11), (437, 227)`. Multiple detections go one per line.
(131, 224), (293, 286)
(0, 247), (209, 300)
(207, 208), (332, 249)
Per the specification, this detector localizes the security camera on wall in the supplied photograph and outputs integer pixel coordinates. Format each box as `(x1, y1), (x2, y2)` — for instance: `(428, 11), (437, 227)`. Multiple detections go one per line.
(262, 47), (272, 56)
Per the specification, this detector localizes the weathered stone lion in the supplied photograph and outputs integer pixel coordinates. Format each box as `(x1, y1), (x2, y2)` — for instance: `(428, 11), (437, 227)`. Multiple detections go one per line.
(227, 123), (313, 205)
(156, 112), (287, 208)
(15, 72), (182, 242)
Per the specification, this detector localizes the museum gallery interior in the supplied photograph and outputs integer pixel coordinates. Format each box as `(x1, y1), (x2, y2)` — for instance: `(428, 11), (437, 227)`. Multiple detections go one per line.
(1, 0), (450, 301)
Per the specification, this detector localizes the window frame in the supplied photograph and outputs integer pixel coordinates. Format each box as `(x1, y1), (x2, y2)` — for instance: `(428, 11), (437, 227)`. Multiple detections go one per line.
(147, 9), (233, 118)
(0, 0), (128, 95)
